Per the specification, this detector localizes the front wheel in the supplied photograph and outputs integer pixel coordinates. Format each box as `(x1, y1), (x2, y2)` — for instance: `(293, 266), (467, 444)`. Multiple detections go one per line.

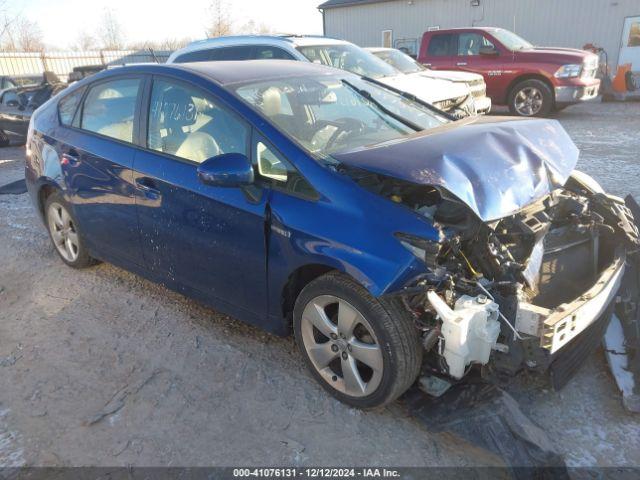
(508, 79), (553, 117)
(293, 272), (422, 409)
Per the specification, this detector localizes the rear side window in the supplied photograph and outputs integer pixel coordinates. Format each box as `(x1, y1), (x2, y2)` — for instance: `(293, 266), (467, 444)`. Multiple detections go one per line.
(174, 50), (212, 63)
(427, 34), (456, 56)
(58, 87), (85, 126)
(81, 78), (142, 143)
(209, 46), (253, 61)
(254, 46), (295, 60)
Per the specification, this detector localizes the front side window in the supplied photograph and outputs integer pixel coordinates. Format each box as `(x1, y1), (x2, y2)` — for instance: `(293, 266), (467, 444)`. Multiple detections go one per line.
(58, 87), (85, 126)
(81, 78), (141, 142)
(427, 34), (456, 56)
(457, 33), (495, 56)
(235, 73), (448, 156)
(297, 44), (397, 79)
(147, 78), (249, 163)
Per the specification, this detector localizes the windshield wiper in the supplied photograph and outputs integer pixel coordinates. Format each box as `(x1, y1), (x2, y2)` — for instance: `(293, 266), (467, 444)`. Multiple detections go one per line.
(360, 76), (456, 121)
(341, 79), (423, 132)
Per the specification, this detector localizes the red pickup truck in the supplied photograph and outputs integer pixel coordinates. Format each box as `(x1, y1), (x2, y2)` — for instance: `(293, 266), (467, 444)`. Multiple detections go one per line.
(418, 27), (600, 117)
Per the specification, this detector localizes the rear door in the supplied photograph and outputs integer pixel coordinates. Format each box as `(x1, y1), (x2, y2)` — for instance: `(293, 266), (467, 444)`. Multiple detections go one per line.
(133, 75), (269, 319)
(422, 32), (457, 69)
(61, 76), (146, 266)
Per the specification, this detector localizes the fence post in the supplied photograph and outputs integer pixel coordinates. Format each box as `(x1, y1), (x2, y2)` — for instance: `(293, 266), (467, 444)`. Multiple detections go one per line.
(40, 51), (49, 73)
(99, 50), (106, 66)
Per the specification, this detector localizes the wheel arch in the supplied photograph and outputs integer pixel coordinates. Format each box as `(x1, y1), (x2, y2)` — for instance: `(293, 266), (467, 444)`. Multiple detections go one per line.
(507, 74), (556, 105)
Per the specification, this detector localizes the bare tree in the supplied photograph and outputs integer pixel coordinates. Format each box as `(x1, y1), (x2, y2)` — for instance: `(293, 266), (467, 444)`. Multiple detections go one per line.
(205, 0), (233, 38)
(99, 8), (124, 50)
(74, 30), (98, 51)
(236, 20), (273, 35)
(1, 17), (44, 52)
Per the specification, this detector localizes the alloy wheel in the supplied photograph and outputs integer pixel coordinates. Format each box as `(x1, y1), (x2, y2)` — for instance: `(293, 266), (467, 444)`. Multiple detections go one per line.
(514, 86), (544, 116)
(300, 295), (383, 397)
(47, 202), (80, 262)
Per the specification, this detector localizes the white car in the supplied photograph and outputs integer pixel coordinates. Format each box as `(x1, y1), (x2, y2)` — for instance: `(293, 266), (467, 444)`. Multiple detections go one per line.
(167, 35), (478, 118)
(366, 47), (492, 114)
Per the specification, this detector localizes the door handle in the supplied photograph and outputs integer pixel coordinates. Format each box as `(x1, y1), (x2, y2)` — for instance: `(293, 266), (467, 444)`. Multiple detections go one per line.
(135, 177), (161, 198)
(61, 152), (79, 166)
(457, 62), (468, 66)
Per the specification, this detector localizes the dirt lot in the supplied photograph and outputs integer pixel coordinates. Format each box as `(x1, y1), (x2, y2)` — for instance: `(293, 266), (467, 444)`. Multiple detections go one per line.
(1, 101), (639, 469)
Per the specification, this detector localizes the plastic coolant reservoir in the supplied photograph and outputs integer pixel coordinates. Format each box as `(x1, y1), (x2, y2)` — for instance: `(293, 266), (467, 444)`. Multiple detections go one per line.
(427, 292), (501, 379)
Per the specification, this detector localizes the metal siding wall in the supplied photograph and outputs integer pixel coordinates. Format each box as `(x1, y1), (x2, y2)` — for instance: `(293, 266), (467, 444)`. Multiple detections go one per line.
(324, 0), (640, 69)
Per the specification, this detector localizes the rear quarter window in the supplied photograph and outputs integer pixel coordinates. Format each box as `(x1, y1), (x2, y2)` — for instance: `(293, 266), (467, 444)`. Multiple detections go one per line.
(58, 87), (85, 126)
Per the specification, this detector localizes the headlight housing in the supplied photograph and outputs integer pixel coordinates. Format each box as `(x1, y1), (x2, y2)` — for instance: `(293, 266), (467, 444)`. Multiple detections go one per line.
(554, 64), (582, 78)
(395, 233), (441, 266)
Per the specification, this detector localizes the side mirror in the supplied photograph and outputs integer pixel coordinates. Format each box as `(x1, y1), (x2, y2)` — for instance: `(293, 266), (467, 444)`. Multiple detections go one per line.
(479, 46), (498, 56)
(197, 153), (254, 188)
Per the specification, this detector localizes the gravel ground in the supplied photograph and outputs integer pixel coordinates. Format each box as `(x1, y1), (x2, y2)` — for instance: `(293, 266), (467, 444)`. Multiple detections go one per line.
(0, 101), (639, 469)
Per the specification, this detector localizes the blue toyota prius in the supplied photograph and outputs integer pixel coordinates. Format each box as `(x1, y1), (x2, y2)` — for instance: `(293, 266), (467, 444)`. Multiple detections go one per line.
(25, 60), (638, 408)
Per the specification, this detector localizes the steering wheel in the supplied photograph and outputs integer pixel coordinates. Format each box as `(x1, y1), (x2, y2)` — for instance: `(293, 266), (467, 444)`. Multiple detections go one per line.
(321, 118), (367, 151)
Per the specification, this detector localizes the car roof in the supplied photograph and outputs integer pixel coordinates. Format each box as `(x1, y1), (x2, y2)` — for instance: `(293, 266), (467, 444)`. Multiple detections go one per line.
(172, 35), (350, 58)
(173, 59), (344, 86)
(366, 47), (393, 53)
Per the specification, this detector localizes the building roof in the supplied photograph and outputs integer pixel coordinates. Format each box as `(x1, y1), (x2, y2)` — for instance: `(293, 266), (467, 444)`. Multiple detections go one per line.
(318, 0), (391, 10)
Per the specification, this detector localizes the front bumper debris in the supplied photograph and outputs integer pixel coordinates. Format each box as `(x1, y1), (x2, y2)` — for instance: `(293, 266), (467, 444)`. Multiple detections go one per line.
(516, 251), (626, 354)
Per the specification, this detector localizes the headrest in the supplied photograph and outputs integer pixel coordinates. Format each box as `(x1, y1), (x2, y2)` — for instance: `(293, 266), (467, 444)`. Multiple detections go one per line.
(160, 87), (198, 130)
(260, 87), (282, 117)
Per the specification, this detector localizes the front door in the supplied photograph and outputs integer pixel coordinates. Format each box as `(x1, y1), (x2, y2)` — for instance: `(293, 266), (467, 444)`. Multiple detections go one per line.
(133, 76), (268, 320)
(454, 31), (505, 100)
(619, 16), (640, 71)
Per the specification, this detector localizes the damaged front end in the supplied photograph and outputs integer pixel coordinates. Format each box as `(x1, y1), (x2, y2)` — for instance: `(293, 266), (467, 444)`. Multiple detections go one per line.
(334, 117), (640, 391)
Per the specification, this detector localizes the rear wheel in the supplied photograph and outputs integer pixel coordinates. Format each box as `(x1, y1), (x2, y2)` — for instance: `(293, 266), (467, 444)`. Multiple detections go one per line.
(44, 192), (95, 268)
(0, 130), (10, 147)
(508, 79), (553, 117)
(293, 272), (422, 409)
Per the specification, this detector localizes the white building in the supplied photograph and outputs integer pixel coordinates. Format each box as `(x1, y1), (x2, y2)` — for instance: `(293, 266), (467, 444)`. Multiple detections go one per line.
(318, 0), (640, 71)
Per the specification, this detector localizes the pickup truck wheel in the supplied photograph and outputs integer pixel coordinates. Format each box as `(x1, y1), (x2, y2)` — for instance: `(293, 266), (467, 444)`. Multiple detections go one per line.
(293, 272), (422, 409)
(508, 79), (553, 117)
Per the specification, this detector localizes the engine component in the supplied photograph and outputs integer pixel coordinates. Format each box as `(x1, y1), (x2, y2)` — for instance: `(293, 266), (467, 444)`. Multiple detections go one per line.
(427, 291), (501, 379)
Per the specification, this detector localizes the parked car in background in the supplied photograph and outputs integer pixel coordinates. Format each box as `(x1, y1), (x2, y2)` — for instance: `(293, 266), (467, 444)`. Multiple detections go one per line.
(0, 74), (42, 93)
(418, 27), (600, 116)
(26, 60), (638, 408)
(168, 35), (478, 118)
(0, 72), (66, 146)
(366, 47), (491, 114)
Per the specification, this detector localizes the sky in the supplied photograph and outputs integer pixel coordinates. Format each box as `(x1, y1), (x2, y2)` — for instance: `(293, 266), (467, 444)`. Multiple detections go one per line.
(6, 0), (324, 49)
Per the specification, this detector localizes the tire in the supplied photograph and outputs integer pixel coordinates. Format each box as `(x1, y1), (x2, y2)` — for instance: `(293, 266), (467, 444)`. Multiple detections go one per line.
(508, 79), (553, 117)
(44, 191), (96, 268)
(293, 271), (422, 409)
(0, 130), (10, 147)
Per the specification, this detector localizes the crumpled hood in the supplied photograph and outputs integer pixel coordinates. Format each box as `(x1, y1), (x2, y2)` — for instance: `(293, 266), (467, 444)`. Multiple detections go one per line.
(377, 73), (471, 103)
(333, 117), (579, 222)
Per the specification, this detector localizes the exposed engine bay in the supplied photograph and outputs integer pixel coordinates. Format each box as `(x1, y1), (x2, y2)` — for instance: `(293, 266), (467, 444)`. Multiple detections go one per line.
(348, 167), (640, 387)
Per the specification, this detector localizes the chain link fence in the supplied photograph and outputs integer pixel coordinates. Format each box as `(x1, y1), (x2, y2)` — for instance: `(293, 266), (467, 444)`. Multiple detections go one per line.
(0, 49), (172, 83)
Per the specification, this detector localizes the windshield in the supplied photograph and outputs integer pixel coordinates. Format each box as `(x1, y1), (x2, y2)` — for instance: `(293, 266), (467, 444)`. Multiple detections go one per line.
(234, 73), (448, 156)
(490, 29), (533, 51)
(297, 44), (398, 79)
(372, 49), (424, 74)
